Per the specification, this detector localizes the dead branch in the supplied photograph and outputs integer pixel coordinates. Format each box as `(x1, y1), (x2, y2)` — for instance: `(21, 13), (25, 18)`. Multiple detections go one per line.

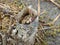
(52, 14), (60, 24)
(38, 0), (40, 16)
(36, 34), (46, 45)
(43, 0), (60, 8)
(50, 0), (60, 8)
(40, 26), (60, 31)
(46, 14), (60, 26)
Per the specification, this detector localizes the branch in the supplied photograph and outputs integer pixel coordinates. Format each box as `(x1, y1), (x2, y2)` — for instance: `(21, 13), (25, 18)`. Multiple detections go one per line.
(52, 14), (60, 24)
(38, 0), (40, 16)
(40, 26), (60, 30)
(46, 14), (60, 26)
(50, 0), (60, 8)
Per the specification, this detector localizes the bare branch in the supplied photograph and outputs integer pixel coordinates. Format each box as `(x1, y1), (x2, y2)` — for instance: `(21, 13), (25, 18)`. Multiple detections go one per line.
(52, 14), (60, 24)
(40, 26), (60, 30)
(38, 0), (40, 16)
(50, 0), (60, 8)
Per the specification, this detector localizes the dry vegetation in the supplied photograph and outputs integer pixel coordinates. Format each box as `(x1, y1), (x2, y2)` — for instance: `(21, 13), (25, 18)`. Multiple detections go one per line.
(0, 0), (60, 45)
(0, 0), (26, 32)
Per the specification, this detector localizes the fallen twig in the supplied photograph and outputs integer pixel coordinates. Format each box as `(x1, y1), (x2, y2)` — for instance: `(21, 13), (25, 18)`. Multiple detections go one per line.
(36, 34), (47, 45)
(40, 26), (60, 30)
(46, 14), (60, 26)
(38, 0), (40, 16)
(52, 14), (60, 24)
(50, 0), (60, 8)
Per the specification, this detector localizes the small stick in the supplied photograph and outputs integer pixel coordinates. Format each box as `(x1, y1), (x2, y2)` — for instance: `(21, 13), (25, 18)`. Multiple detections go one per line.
(36, 34), (46, 44)
(2, 34), (7, 45)
(35, 37), (41, 45)
(52, 14), (60, 24)
(40, 26), (60, 30)
(50, 0), (60, 8)
(38, 0), (40, 16)
(47, 14), (60, 26)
